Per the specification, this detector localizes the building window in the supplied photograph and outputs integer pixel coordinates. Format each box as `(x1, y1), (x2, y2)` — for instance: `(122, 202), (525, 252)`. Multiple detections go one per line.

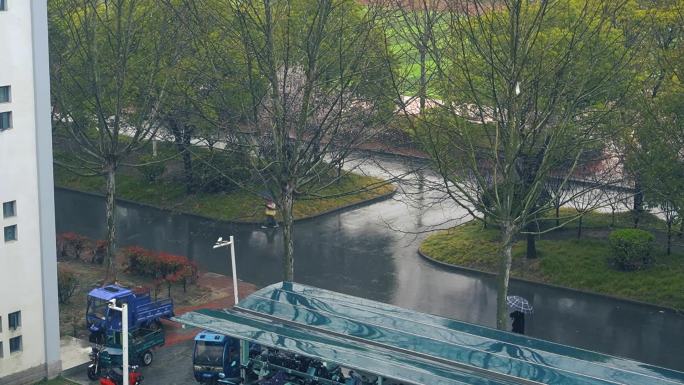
(0, 86), (9, 103)
(0, 0), (6, 11)
(0, 341), (3, 358)
(8, 311), (20, 330)
(0, 111), (11, 130)
(4, 225), (17, 242)
(9, 336), (21, 354)
(2, 201), (15, 218)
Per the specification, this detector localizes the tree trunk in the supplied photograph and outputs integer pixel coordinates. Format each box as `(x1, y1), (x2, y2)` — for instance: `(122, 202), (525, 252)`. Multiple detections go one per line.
(633, 177), (643, 228)
(419, 43), (427, 114)
(555, 205), (560, 227)
(104, 166), (117, 282)
(667, 222), (672, 255)
(525, 221), (536, 259)
(281, 183), (295, 281)
(180, 133), (193, 194)
(577, 215), (583, 239)
(169, 119), (194, 194)
(496, 222), (515, 330)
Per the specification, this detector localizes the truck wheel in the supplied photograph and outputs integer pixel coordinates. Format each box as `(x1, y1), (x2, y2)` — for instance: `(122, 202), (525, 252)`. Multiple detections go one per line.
(149, 320), (163, 331)
(141, 350), (154, 366)
(87, 365), (100, 380)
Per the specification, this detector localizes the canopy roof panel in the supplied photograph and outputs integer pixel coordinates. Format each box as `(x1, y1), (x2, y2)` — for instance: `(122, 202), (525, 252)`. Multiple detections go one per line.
(173, 282), (684, 385)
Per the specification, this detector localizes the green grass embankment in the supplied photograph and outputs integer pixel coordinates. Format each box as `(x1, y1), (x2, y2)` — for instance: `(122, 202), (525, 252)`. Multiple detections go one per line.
(54, 158), (395, 223)
(420, 211), (684, 310)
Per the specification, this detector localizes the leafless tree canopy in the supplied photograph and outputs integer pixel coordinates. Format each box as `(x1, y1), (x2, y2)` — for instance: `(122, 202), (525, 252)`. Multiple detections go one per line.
(176, 0), (395, 280)
(395, 0), (634, 329)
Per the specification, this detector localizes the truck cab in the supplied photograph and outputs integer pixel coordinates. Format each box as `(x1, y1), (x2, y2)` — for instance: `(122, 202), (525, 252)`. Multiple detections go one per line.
(193, 331), (240, 384)
(87, 285), (133, 340)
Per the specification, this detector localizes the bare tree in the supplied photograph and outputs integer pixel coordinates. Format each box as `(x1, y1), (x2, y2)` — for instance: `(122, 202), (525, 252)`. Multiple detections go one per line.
(390, 0), (445, 113)
(179, 0), (394, 280)
(570, 185), (605, 240)
(406, 0), (632, 329)
(49, 0), (173, 279)
(545, 177), (572, 227)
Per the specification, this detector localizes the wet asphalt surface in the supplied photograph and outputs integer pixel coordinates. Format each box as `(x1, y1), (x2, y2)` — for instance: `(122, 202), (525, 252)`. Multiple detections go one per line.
(55, 154), (684, 375)
(64, 339), (195, 385)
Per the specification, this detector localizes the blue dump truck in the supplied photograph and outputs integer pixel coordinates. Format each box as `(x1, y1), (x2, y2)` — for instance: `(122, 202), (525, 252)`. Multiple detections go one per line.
(192, 331), (345, 385)
(86, 284), (174, 342)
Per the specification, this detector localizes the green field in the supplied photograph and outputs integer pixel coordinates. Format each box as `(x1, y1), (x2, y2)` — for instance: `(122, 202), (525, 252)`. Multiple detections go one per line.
(421, 213), (684, 310)
(54, 162), (395, 223)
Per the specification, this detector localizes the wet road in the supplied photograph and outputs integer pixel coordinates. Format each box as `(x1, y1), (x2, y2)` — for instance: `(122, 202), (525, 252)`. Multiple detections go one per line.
(55, 155), (684, 371)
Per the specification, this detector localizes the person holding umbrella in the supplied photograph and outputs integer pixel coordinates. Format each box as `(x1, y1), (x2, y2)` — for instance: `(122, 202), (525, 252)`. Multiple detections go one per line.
(506, 295), (533, 335)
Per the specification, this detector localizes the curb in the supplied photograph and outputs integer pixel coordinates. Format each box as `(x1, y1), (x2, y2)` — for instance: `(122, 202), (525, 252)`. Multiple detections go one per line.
(293, 187), (397, 224)
(61, 362), (90, 385)
(55, 185), (397, 226)
(416, 248), (684, 315)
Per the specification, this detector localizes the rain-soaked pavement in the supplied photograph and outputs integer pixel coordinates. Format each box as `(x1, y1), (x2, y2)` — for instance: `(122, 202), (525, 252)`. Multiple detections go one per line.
(55, 154), (684, 372)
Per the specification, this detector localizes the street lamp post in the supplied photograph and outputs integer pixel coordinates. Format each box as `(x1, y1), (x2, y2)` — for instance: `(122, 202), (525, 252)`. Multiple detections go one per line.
(108, 299), (129, 385)
(213, 235), (245, 380)
(213, 235), (239, 306)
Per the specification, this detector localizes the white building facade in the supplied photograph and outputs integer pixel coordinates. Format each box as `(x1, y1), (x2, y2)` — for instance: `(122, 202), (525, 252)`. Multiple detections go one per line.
(0, 1), (61, 383)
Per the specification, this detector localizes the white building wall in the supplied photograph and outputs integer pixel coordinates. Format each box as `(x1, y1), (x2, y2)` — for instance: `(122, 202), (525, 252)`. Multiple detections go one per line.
(0, 1), (61, 383)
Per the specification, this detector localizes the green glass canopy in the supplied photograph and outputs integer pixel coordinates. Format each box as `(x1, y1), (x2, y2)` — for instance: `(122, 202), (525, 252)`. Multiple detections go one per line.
(173, 282), (684, 385)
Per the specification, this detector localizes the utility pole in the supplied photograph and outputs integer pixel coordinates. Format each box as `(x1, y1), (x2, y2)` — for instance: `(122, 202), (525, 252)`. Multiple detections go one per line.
(108, 299), (129, 385)
(213, 235), (245, 380)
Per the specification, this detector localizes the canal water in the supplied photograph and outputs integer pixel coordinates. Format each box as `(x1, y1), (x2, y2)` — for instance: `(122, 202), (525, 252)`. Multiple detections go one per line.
(55, 155), (684, 371)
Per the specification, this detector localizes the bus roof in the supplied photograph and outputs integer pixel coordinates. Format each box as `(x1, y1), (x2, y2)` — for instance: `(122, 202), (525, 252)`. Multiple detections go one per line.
(194, 330), (230, 343)
(173, 282), (684, 385)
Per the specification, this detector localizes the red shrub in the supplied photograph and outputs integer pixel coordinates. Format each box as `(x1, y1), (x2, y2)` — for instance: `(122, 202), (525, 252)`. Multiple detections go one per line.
(124, 246), (199, 296)
(123, 246), (158, 277)
(91, 240), (108, 264)
(57, 232), (88, 260)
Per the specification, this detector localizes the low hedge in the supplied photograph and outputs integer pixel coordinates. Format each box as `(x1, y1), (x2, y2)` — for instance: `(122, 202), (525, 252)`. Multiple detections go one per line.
(607, 228), (655, 271)
(123, 246), (198, 294)
(138, 154), (166, 182)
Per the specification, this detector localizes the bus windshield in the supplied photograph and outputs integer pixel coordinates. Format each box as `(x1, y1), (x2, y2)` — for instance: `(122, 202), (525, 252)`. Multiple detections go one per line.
(194, 341), (224, 366)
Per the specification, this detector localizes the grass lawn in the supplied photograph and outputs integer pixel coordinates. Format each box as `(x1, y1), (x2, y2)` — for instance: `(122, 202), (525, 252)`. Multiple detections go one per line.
(420, 218), (684, 310)
(539, 207), (669, 232)
(54, 164), (395, 223)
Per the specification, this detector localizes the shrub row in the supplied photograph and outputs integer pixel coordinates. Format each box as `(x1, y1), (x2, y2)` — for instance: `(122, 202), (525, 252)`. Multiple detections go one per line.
(123, 246), (199, 293)
(608, 228), (655, 271)
(57, 232), (107, 264)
